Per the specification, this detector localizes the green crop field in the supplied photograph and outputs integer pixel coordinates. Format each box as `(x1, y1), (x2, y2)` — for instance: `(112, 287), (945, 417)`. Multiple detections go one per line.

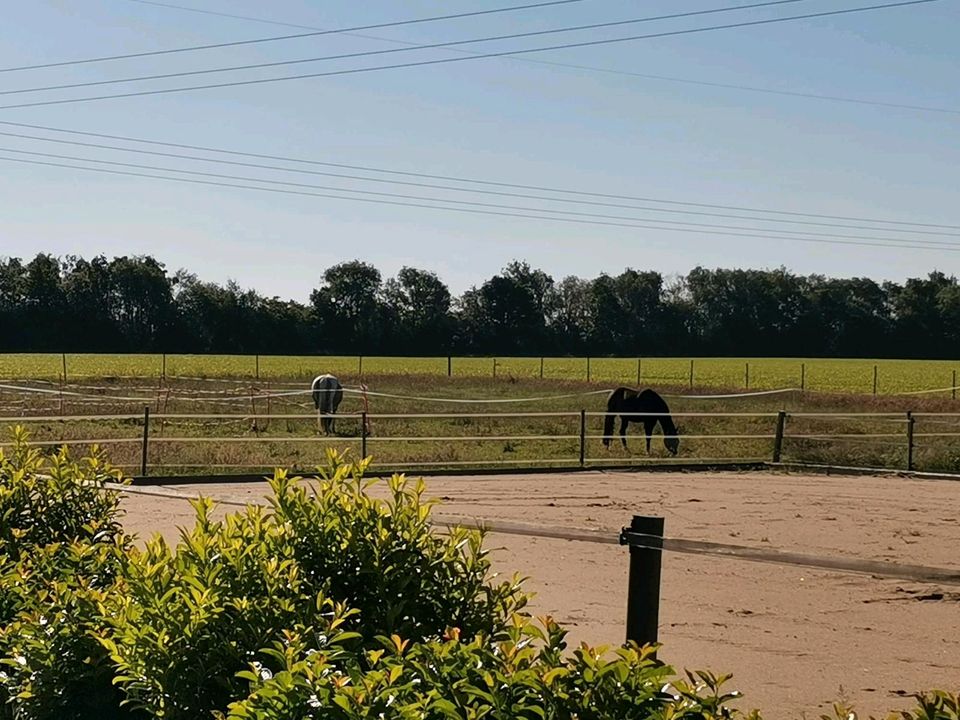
(1, 353), (959, 396)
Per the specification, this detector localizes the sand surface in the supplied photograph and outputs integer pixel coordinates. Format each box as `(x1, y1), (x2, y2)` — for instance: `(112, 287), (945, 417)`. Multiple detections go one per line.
(120, 470), (960, 718)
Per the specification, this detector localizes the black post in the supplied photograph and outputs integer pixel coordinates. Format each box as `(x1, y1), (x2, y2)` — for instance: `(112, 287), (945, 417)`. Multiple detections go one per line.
(873, 365), (878, 396)
(637, 358), (642, 387)
(361, 411), (368, 459)
(493, 358), (497, 378)
(689, 359), (694, 390)
(620, 515), (664, 647)
(358, 355), (363, 376)
(586, 357), (591, 382)
(141, 406), (150, 477)
(745, 362), (750, 389)
(161, 353), (166, 381)
(255, 354), (260, 380)
(801, 362), (805, 392)
(906, 411), (915, 471)
(772, 411), (786, 463)
(953, 370), (956, 400)
(579, 409), (586, 468)
(61, 353), (67, 383)
(447, 356), (452, 377)
(540, 357), (544, 379)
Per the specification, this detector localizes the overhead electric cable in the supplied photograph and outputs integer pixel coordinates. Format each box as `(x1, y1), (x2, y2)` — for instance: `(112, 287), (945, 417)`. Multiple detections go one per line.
(2, 152), (957, 253)
(112, 0), (959, 116)
(0, 0), (595, 73)
(3, 128), (958, 238)
(0, 0), (939, 110)
(1, 0), (818, 95)
(1, 118), (954, 231)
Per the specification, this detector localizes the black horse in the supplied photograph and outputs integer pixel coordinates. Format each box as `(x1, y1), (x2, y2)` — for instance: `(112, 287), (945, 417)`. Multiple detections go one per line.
(602, 387), (680, 455)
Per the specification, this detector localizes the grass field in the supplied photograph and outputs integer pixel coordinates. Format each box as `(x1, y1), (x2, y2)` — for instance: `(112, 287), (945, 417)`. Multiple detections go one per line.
(2, 353), (960, 396)
(2, 369), (960, 475)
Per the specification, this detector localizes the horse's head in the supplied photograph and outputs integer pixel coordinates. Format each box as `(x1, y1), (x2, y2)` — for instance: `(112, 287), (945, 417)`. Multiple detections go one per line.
(664, 427), (680, 456)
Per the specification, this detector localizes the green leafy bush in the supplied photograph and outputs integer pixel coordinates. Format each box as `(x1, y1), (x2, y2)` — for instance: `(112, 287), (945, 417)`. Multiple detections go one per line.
(226, 614), (751, 720)
(104, 451), (525, 719)
(0, 428), (133, 720)
(0, 426), (126, 560)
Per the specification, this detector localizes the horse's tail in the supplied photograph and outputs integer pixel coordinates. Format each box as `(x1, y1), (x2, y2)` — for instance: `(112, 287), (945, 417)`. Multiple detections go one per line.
(603, 387), (628, 442)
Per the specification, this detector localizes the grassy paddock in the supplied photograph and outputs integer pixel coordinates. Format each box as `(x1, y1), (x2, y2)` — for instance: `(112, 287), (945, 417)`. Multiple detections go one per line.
(2, 353), (960, 396)
(1, 370), (959, 475)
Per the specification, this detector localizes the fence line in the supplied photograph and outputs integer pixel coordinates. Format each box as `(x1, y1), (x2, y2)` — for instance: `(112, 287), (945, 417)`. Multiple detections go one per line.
(6, 408), (960, 476)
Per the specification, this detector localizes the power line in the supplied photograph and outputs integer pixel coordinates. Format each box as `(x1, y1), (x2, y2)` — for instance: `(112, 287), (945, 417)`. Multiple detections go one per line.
(0, 0), (594, 73)
(2, 150), (958, 253)
(523, 61), (960, 116)
(3, 128), (959, 238)
(7, 143), (960, 245)
(2, 0), (817, 96)
(1, 118), (954, 231)
(115, 0), (960, 117)
(0, 0), (939, 110)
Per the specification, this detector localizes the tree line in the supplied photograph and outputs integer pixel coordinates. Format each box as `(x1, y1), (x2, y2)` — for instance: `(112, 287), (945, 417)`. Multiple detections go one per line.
(1, 252), (958, 358)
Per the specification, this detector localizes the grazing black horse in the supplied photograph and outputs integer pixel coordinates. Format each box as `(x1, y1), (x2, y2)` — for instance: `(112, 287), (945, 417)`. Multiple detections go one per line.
(311, 374), (344, 435)
(602, 387), (680, 455)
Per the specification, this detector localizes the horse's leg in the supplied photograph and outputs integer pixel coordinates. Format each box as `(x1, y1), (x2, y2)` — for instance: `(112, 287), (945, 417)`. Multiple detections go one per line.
(643, 419), (656, 454)
(619, 417), (629, 448)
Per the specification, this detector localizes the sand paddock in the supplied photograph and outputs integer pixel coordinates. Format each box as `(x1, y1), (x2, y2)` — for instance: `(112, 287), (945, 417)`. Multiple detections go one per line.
(120, 469), (960, 718)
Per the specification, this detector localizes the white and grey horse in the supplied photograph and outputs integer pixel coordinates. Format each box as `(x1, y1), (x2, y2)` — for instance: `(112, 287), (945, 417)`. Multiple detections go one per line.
(311, 374), (344, 434)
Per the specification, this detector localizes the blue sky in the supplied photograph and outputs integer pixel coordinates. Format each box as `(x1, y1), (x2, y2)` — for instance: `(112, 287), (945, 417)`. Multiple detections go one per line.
(0, 0), (957, 298)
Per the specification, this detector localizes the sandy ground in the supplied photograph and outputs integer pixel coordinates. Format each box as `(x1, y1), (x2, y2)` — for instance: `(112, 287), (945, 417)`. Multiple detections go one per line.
(119, 470), (960, 718)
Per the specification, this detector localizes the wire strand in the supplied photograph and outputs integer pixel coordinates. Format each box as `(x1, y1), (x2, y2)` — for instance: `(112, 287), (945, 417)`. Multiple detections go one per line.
(3, 129), (958, 238)
(1, 118), (954, 231)
(2, 153), (957, 253)
(0, 0), (594, 73)
(114, 0), (960, 117)
(0, 0), (939, 110)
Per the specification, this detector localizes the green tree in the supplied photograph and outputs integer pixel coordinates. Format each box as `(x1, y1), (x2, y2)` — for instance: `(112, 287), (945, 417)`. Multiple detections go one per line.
(382, 267), (453, 353)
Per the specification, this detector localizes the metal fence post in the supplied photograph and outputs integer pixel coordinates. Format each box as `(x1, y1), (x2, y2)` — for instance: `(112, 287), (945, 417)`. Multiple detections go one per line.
(579, 409), (586, 468)
(953, 369), (956, 400)
(358, 355), (363, 376)
(540, 357), (544, 379)
(361, 411), (368, 459)
(772, 411), (786, 463)
(61, 353), (67, 383)
(447, 356), (452, 377)
(801, 362), (805, 392)
(141, 406), (150, 477)
(873, 365), (878, 396)
(493, 358), (497, 378)
(906, 411), (915, 471)
(745, 362), (750, 389)
(255, 354), (260, 380)
(689, 359), (694, 390)
(586, 357), (591, 382)
(161, 353), (166, 381)
(637, 357), (642, 387)
(620, 515), (664, 647)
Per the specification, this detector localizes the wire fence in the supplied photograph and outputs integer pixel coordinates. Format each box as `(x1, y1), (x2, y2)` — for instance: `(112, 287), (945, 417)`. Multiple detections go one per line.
(3, 353), (960, 397)
(4, 408), (960, 477)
